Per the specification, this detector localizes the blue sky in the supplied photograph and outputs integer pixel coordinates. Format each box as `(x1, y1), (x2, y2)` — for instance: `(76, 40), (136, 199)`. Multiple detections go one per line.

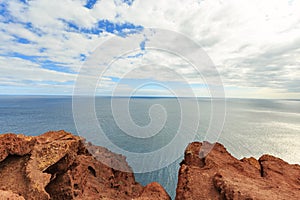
(0, 0), (300, 98)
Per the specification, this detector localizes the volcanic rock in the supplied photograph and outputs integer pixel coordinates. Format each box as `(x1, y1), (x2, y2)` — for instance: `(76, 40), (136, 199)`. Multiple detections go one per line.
(175, 141), (300, 200)
(0, 131), (169, 200)
(1, 131), (299, 200)
(133, 182), (171, 200)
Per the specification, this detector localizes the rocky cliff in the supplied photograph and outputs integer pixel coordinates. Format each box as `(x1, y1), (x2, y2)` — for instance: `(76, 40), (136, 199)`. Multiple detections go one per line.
(0, 131), (299, 200)
(176, 141), (300, 200)
(0, 131), (170, 200)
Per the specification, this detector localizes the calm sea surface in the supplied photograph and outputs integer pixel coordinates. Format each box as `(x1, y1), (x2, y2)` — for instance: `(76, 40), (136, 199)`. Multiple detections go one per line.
(0, 96), (299, 199)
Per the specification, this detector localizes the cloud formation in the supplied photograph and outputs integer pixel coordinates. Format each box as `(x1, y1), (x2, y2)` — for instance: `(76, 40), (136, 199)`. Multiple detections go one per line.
(0, 0), (299, 98)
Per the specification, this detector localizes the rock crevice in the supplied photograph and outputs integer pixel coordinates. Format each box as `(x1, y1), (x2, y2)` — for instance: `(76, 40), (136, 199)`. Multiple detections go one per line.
(0, 131), (170, 200)
(0, 131), (299, 200)
(176, 141), (300, 200)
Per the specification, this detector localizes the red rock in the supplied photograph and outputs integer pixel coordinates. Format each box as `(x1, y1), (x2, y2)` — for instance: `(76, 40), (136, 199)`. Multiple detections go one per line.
(176, 141), (300, 200)
(0, 133), (35, 162)
(259, 154), (300, 190)
(133, 182), (171, 200)
(0, 190), (25, 200)
(0, 131), (167, 200)
(1, 131), (299, 200)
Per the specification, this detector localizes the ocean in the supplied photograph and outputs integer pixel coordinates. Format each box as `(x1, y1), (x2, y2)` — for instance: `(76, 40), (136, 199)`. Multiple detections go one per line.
(0, 96), (299, 199)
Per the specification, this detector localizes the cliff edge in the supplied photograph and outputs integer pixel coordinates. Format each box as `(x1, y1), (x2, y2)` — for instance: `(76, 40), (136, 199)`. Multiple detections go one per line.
(176, 141), (300, 199)
(0, 131), (170, 200)
(0, 131), (299, 199)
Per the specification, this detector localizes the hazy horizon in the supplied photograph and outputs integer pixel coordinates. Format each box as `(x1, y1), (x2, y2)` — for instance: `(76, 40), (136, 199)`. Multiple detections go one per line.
(1, 94), (300, 100)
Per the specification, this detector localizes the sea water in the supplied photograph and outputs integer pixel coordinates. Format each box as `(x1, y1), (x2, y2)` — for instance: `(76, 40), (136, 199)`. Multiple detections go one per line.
(0, 96), (299, 199)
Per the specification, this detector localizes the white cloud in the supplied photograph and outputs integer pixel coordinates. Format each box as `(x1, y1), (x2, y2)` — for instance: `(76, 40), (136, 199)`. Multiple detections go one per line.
(0, 0), (299, 97)
(0, 56), (75, 82)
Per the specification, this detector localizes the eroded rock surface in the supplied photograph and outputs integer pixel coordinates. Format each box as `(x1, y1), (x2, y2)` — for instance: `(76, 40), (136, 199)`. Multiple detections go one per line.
(0, 131), (169, 200)
(133, 182), (171, 200)
(0, 190), (25, 200)
(176, 141), (300, 200)
(1, 131), (299, 200)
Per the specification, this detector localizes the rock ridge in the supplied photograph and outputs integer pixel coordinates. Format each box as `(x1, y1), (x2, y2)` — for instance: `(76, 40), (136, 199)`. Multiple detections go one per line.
(0, 131), (299, 199)
(176, 141), (300, 200)
(0, 131), (170, 200)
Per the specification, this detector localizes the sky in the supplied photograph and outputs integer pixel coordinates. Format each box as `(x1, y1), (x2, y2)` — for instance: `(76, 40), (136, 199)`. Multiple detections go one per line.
(0, 0), (300, 98)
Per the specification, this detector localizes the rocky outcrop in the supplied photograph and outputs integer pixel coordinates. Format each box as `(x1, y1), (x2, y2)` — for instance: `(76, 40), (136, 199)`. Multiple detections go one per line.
(176, 141), (300, 200)
(1, 131), (299, 200)
(0, 131), (170, 200)
(0, 190), (25, 200)
(134, 182), (171, 200)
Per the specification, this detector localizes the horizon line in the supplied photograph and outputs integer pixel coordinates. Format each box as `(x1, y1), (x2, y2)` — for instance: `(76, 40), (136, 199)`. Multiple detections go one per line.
(0, 94), (299, 101)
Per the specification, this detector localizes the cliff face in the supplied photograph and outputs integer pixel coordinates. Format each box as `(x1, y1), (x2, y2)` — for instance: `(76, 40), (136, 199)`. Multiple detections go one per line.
(0, 131), (170, 200)
(0, 131), (299, 200)
(176, 141), (300, 200)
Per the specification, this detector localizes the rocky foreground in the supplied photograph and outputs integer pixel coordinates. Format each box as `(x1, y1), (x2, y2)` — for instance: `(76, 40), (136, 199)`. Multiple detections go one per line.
(176, 142), (300, 200)
(0, 131), (299, 200)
